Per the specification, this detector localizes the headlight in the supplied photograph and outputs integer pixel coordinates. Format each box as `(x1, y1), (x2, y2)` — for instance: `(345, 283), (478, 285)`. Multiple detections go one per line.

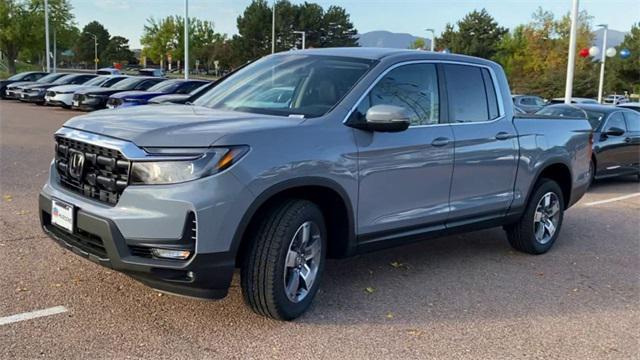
(130, 146), (249, 185)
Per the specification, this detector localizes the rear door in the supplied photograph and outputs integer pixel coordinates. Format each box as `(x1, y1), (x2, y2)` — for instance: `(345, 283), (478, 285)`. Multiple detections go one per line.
(622, 111), (640, 172)
(597, 111), (630, 176)
(353, 62), (454, 236)
(443, 64), (518, 222)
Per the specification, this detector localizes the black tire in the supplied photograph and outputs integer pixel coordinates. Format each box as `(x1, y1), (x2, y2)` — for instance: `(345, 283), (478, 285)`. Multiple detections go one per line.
(588, 158), (596, 185)
(241, 199), (326, 320)
(505, 179), (565, 254)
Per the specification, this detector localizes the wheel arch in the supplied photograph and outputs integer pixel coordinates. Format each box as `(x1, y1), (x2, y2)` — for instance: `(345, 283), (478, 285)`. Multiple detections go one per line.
(232, 177), (357, 267)
(529, 160), (573, 209)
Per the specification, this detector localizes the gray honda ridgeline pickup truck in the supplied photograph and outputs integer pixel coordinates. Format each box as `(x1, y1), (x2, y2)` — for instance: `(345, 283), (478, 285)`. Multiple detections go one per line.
(40, 48), (592, 320)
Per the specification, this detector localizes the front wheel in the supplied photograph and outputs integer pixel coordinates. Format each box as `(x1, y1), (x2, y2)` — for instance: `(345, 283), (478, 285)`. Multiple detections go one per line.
(241, 199), (326, 320)
(505, 179), (565, 254)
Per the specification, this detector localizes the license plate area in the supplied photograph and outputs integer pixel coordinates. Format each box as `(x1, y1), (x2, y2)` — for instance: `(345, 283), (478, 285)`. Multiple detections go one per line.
(51, 199), (74, 233)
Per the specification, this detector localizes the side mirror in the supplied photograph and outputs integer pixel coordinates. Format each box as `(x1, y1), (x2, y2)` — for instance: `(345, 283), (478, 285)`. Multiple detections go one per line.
(604, 127), (625, 136)
(364, 105), (411, 132)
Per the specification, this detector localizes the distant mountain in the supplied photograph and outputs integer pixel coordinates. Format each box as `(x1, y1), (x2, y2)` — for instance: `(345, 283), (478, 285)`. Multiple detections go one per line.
(592, 28), (628, 48)
(357, 30), (430, 49)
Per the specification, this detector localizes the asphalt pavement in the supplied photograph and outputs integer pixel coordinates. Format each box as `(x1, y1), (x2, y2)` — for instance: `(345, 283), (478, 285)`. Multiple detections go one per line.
(1, 101), (639, 359)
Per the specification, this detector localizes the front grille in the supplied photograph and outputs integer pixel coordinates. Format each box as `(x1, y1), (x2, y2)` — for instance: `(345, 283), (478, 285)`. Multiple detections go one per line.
(46, 91), (56, 97)
(55, 136), (131, 205)
(73, 93), (84, 102)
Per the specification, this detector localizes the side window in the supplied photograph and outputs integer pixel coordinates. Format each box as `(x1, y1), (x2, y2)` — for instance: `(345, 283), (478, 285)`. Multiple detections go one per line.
(177, 82), (203, 94)
(623, 111), (640, 132)
(362, 63), (440, 126)
(604, 112), (627, 132)
(521, 97), (534, 105)
(481, 68), (499, 119)
(444, 64), (491, 122)
(137, 80), (157, 90)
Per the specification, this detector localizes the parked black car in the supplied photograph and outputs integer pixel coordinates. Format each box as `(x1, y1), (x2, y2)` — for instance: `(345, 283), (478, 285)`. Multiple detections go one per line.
(0, 71), (49, 99)
(72, 76), (165, 111)
(4, 72), (68, 99)
(19, 73), (98, 104)
(512, 95), (546, 113)
(536, 104), (640, 181)
(148, 81), (212, 104)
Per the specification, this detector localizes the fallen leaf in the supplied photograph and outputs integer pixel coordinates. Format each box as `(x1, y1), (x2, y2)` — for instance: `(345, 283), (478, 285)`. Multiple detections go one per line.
(15, 210), (29, 216)
(364, 287), (376, 294)
(536, 272), (544, 277)
(385, 312), (394, 319)
(406, 329), (423, 336)
(390, 261), (409, 269)
(3, 195), (12, 202)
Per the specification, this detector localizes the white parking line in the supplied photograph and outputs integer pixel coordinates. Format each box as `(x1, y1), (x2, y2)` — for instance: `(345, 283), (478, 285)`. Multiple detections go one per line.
(585, 193), (640, 206)
(0, 306), (68, 326)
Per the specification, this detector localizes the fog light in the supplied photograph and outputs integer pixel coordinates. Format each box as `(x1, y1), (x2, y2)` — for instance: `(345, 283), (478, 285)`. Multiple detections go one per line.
(151, 248), (191, 260)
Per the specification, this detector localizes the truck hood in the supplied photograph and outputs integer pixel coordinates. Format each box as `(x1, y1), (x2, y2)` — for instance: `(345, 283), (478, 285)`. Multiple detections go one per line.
(62, 104), (301, 147)
(7, 81), (37, 89)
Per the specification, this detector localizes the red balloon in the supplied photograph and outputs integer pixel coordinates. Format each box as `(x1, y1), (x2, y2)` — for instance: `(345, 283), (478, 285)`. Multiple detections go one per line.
(579, 48), (589, 58)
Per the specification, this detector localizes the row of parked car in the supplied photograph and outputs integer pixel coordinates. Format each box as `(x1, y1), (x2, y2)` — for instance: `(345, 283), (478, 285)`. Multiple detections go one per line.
(511, 95), (640, 182)
(0, 70), (212, 111)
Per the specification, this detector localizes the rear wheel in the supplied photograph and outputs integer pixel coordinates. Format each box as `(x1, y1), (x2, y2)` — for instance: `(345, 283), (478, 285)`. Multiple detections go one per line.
(241, 199), (326, 320)
(505, 179), (564, 254)
(588, 159), (596, 184)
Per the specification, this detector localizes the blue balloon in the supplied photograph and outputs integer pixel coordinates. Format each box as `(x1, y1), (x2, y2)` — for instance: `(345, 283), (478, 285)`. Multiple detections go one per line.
(619, 48), (631, 59)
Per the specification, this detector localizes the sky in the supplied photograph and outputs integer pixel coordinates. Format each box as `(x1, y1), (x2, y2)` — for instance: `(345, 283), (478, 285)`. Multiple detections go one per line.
(70, 0), (640, 49)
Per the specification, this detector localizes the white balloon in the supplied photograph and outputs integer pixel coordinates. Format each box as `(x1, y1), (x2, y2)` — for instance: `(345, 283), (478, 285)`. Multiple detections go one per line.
(605, 47), (617, 57)
(588, 46), (600, 57)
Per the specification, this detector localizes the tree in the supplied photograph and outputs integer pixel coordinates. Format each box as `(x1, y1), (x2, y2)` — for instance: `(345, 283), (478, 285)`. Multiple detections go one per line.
(436, 9), (507, 59)
(320, 5), (358, 48)
(409, 38), (426, 50)
(101, 36), (136, 65)
(76, 21), (110, 66)
(0, 0), (76, 73)
(605, 23), (640, 95)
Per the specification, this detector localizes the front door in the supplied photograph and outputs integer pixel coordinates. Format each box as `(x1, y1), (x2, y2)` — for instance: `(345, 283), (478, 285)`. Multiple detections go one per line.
(597, 111), (631, 177)
(350, 63), (454, 237)
(442, 64), (519, 222)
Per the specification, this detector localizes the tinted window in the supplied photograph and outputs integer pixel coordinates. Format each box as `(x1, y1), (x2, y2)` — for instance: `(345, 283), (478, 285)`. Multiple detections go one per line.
(103, 77), (127, 87)
(178, 81), (207, 94)
(481, 68), (499, 119)
(364, 63), (440, 126)
(445, 64), (489, 122)
(521, 97), (535, 105)
(623, 111), (640, 131)
(604, 112), (627, 132)
(536, 105), (586, 119)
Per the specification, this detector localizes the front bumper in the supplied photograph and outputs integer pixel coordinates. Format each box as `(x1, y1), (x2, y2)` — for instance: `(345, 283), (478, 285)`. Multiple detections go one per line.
(19, 91), (46, 103)
(72, 97), (108, 111)
(39, 156), (254, 299)
(5, 89), (22, 99)
(40, 193), (235, 299)
(45, 93), (73, 107)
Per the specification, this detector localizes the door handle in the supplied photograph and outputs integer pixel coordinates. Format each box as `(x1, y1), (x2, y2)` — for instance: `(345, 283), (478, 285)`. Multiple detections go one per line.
(431, 137), (451, 147)
(624, 137), (632, 143)
(495, 132), (513, 140)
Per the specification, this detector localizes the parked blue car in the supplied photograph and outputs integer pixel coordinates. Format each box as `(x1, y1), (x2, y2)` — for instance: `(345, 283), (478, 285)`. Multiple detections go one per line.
(106, 79), (209, 109)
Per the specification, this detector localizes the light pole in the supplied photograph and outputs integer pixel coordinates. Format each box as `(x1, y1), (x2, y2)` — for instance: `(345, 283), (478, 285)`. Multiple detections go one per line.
(184, 0), (189, 79)
(597, 24), (608, 103)
(271, 1), (276, 53)
(564, 0), (579, 105)
(425, 28), (435, 51)
(293, 31), (305, 50)
(44, 0), (50, 72)
(87, 32), (98, 72)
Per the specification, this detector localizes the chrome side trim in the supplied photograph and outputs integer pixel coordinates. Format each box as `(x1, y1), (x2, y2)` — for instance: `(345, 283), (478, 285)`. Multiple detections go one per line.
(342, 59), (507, 127)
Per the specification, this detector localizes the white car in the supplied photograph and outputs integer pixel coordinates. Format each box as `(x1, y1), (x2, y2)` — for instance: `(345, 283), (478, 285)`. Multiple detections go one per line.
(45, 75), (128, 108)
(604, 94), (628, 105)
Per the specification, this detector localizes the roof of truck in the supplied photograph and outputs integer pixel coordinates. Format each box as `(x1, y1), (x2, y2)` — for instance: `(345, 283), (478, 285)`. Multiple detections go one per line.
(281, 47), (498, 66)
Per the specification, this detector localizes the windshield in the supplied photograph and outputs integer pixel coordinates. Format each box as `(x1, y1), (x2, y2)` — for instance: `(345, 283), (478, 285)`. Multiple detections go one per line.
(83, 76), (109, 87)
(103, 77), (127, 87)
(36, 73), (66, 83)
(147, 80), (179, 92)
(194, 54), (375, 118)
(51, 75), (78, 85)
(584, 110), (606, 129)
(536, 106), (585, 118)
(110, 77), (146, 90)
(8, 73), (30, 81)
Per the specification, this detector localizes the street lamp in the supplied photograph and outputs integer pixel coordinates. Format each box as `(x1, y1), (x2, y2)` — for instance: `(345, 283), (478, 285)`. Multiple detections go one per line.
(564, 0), (579, 105)
(271, 1), (276, 54)
(293, 31), (305, 50)
(596, 24), (608, 103)
(425, 28), (435, 52)
(184, 0), (189, 79)
(87, 32), (98, 72)
(44, 0), (50, 72)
